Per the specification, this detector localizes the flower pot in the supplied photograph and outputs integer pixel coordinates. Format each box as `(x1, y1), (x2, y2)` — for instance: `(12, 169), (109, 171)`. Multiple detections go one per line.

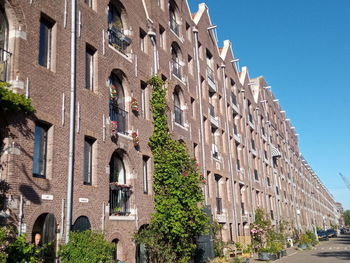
(258, 252), (276, 261)
(281, 249), (287, 257)
(298, 243), (308, 250)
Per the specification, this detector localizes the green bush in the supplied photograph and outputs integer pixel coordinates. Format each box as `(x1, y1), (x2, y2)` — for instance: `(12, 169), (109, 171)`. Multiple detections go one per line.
(299, 233), (312, 245)
(305, 230), (318, 246)
(7, 234), (43, 263)
(59, 231), (114, 263)
(0, 82), (34, 114)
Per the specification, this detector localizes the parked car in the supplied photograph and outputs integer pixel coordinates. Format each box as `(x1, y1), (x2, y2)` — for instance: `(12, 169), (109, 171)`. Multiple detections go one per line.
(317, 230), (329, 241)
(326, 229), (337, 238)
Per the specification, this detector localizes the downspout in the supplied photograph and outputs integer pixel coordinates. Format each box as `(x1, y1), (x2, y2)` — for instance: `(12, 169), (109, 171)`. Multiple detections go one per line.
(220, 64), (238, 238)
(65, 0), (77, 243)
(193, 27), (207, 205)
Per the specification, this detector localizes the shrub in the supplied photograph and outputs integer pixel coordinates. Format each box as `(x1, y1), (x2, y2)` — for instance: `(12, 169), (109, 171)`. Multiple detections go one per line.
(7, 234), (43, 263)
(305, 230), (318, 246)
(299, 233), (312, 245)
(59, 231), (114, 263)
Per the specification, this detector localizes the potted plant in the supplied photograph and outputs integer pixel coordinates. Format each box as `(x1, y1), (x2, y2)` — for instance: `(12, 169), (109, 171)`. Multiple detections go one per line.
(110, 85), (118, 100)
(131, 131), (140, 147)
(110, 121), (118, 138)
(242, 244), (252, 258)
(130, 97), (139, 112)
(257, 247), (276, 261)
(298, 233), (311, 250)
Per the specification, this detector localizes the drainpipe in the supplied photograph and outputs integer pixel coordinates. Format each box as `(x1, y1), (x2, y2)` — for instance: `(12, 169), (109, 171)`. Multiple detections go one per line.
(65, 0), (77, 243)
(148, 30), (157, 74)
(193, 27), (207, 205)
(18, 195), (23, 236)
(220, 64), (238, 238)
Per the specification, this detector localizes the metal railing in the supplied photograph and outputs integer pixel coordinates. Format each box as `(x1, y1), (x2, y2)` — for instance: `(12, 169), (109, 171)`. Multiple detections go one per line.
(109, 104), (128, 135)
(0, 48), (11, 82)
(171, 59), (182, 79)
(110, 188), (131, 216)
(174, 105), (183, 125)
(216, 197), (223, 214)
(107, 27), (132, 54)
(207, 66), (215, 84)
(169, 16), (179, 36)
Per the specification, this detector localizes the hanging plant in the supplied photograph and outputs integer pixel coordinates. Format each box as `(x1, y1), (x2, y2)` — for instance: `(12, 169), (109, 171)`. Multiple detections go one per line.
(131, 131), (140, 147)
(110, 85), (118, 100)
(110, 121), (118, 138)
(130, 97), (139, 112)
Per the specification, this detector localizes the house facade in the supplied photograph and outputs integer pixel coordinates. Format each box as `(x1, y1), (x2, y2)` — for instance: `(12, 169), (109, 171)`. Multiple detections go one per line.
(0, 0), (340, 262)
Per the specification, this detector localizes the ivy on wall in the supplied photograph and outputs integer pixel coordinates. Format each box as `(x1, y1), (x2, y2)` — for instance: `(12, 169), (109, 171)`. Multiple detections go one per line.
(135, 75), (208, 263)
(0, 82), (34, 114)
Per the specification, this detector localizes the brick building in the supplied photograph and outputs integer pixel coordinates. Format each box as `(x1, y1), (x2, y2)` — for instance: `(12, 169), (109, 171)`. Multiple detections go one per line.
(0, 0), (341, 262)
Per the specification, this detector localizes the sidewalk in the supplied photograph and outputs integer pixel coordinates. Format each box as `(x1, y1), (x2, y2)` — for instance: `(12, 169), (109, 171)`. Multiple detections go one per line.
(250, 247), (298, 263)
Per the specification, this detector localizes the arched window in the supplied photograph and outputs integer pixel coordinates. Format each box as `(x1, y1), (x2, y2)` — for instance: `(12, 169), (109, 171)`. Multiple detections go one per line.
(136, 225), (149, 263)
(72, 216), (91, 232)
(173, 88), (183, 125)
(111, 239), (119, 261)
(109, 71), (128, 135)
(109, 152), (131, 216)
(107, 1), (131, 53)
(171, 42), (182, 79)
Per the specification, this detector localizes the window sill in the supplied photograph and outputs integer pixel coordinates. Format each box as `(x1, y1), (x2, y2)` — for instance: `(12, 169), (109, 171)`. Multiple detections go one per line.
(109, 215), (136, 221)
(170, 28), (184, 43)
(174, 121), (188, 131)
(117, 132), (133, 141)
(172, 72), (186, 85)
(108, 44), (133, 63)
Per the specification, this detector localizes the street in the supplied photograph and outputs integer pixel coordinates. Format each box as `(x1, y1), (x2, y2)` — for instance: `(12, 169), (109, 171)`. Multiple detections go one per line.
(277, 234), (350, 263)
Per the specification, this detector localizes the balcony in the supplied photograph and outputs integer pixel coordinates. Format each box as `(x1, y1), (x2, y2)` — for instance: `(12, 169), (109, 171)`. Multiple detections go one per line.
(169, 16), (179, 36)
(233, 133), (242, 144)
(207, 66), (217, 92)
(231, 94), (240, 114)
(174, 105), (183, 126)
(171, 59), (182, 80)
(209, 103), (220, 127)
(107, 27), (132, 54)
(109, 184), (132, 216)
(216, 197), (223, 214)
(242, 214), (249, 222)
(109, 104), (128, 135)
(237, 168), (245, 181)
(0, 48), (11, 82)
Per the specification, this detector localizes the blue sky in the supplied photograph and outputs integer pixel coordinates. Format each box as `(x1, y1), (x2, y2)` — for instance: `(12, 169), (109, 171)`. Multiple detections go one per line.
(189, 0), (350, 210)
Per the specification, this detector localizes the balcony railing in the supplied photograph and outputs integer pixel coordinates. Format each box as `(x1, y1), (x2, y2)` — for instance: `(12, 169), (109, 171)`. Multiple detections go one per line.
(0, 48), (11, 82)
(107, 27), (132, 54)
(171, 59), (182, 79)
(110, 187), (131, 216)
(207, 66), (217, 92)
(109, 104), (128, 135)
(174, 105), (183, 125)
(216, 197), (223, 214)
(170, 16), (179, 36)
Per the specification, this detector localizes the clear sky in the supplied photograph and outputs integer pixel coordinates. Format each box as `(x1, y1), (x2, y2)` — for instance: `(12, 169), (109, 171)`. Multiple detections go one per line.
(189, 0), (350, 210)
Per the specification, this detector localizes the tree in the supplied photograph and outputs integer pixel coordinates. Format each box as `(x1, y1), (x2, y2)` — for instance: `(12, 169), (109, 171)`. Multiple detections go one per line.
(344, 210), (350, 226)
(135, 76), (208, 263)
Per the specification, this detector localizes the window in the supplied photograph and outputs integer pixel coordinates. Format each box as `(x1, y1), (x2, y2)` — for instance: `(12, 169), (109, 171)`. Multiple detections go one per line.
(173, 88), (183, 125)
(110, 153), (131, 216)
(84, 0), (93, 8)
(109, 71), (128, 134)
(267, 177), (271, 186)
(143, 156), (149, 194)
(140, 28), (147, 53)
(159, 24), (165, 49)
(108, 1), (131, 53)
(112, 239), (119, 261)
(171, 43), (182, 79)
(169, 2), (179, 36)
(141, 81), (148, 119)
(0, 10), (9, 81)
(215, 175), (222, 214)
(83, 137), (95, 185)
(254, 169), (259, 181)
(33, 123), (49, 178)
(38, 15), (54, 68)
(85, 44), (95, 90)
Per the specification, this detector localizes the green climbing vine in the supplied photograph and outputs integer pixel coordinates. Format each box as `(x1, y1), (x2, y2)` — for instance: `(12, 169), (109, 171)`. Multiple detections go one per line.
(0, 82), (34, 114)
(135, 75), (209, 263)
